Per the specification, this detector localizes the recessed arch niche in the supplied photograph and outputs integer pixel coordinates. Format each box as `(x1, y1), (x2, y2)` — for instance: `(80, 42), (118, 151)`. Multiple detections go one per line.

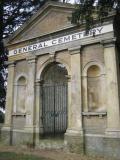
(82, 62), (106, 112)
(87, 65), (101, 111)
(16, 76), (27, 113)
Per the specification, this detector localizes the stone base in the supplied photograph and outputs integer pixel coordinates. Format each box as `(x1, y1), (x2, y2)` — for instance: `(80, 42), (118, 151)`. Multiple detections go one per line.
(85, 134), (105, 156)
(105, 129), (120, 137)
(1, 127), (120, 159)
(85, 134), (120, 159)
(64, 131), (84, 154)
(0, 127), (11, 145)
(1, 127), (35, 146)
(104, 136), (120, 158)
(36, 136), (65, 150)
(64, 131), (120, 159)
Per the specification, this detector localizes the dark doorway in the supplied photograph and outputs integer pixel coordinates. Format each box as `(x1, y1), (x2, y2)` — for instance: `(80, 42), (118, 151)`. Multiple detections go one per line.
(41, 62), (68, 136)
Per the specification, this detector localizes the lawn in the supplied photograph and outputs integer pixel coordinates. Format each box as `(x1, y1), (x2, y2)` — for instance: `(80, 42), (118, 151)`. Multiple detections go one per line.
(0, 152), (52, 160)
(0, 147), (117, 160)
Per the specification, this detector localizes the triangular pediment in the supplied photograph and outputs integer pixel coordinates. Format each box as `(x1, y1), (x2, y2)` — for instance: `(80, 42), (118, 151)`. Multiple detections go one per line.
(6, 2), (74, 45)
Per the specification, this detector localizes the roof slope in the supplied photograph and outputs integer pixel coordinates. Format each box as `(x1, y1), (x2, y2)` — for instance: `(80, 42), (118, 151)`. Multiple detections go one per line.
(6, 1), (74, 46)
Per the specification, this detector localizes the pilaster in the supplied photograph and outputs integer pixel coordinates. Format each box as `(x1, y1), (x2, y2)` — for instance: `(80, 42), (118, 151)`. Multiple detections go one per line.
(102, 38), (120, 137)
(64, 46), (84, 154)
(35, 80), (43, 133)
(4, 62), (15, 129)
(25, 55), (36, 132)
(66, 46), (83, 135)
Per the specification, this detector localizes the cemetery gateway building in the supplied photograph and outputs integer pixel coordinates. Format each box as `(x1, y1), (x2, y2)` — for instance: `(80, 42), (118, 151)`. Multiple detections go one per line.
(2, 1), (120, 158)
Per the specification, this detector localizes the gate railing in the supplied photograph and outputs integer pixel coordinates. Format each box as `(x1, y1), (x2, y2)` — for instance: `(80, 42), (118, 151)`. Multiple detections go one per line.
(41, 83), (68, 135)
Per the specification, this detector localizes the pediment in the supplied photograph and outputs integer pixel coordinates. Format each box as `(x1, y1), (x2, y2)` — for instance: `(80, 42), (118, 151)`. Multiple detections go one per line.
(6, 2), (74, 45)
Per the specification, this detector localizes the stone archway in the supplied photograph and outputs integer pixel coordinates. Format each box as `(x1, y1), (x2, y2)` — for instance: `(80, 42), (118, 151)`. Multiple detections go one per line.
(40, 62), (68, 136)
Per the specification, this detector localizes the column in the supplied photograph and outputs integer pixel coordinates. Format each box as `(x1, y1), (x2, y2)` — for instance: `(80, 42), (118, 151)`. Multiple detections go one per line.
(82, 75), (88, 112)
(35, 80), (40, 132)
(35, 80), (43, 132)
(4, 62), (15, 129)
(35, 80), (41, 145)
(66, 46), (83, 135)
(103, 38), (120, 136)
(25, 56), (36, 132)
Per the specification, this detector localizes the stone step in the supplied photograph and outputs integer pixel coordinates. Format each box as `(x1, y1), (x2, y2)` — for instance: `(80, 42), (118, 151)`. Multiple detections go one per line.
(37, 137), (66, 149)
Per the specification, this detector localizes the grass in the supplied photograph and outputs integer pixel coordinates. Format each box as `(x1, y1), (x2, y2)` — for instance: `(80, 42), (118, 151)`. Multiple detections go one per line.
(0, 147), (118, 160)
(0, 152), (52, 160)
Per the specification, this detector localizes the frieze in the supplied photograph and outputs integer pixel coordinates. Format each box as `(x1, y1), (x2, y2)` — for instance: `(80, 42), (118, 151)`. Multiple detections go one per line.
(9, 24), (113, 56)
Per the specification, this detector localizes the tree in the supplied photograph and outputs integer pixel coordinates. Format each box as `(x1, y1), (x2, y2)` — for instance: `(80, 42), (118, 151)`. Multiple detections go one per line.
(0, 110), (4, 123)
(0, 0), (48, 122)
(71, 0), (120, 49)
(1, 0), (69, 123)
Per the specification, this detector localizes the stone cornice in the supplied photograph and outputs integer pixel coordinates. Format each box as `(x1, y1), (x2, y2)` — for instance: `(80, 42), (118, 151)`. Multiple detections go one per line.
(100, 38), (116, 48)
(68, 46), (81, 55)
(26, 55), (36, 64)
(5, 61), (16, 67)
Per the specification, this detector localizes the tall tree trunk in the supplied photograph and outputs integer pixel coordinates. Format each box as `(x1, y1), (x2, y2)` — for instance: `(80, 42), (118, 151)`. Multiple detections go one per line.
(0, 0), (6, 111)
(0, 0), (4, 57)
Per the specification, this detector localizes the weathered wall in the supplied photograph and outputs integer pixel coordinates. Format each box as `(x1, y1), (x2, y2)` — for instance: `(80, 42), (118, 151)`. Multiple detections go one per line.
(81, 44), (107, 134)
(81, 44), (104, 67)
(2, 2), (120, 158)
(36, 49), (70, 79)
(15, 60), (28, 77)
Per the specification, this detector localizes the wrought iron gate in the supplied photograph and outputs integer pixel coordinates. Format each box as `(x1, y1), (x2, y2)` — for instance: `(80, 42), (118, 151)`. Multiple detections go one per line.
(41, 62), (68, 135)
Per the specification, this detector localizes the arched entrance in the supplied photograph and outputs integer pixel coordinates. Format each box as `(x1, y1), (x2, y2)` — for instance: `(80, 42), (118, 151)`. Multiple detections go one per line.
(41, 62), (68, 136)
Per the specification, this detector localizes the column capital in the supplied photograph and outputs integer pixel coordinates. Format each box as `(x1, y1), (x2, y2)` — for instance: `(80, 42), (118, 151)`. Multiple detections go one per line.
(68, 45), (81, 55)
(6, 61), (16, 68)
(49, 52), (56, 62)
(26, 55), (36, 64)
(36, 79), (44, 84)
(65, 75), (71, 82)
(101, 38), (116, 48)
(49, 51), (55, 57)
(35, 80), (42, 86)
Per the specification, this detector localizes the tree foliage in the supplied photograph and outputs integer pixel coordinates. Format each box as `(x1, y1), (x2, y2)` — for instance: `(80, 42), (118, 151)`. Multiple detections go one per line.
(0, 110), (4, 123)
(0, 0), (47, 114)
(71, 0), (120, 47)
(3, 0), (47, 38)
